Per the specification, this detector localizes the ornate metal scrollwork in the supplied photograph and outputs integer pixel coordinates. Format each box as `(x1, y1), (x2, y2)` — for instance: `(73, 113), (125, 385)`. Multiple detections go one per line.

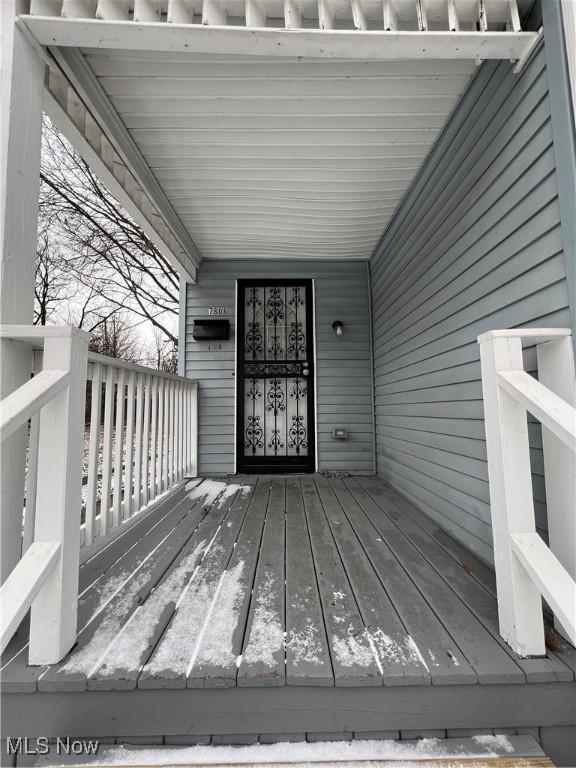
(266, 378), (285, 413)
(288, 414), (307, 452)
(244, 414), (263, 453)
(265, 287), (285, 321)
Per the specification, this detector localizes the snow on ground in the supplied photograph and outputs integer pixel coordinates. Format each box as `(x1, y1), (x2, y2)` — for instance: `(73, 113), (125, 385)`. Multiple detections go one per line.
(55, 735), (515, 766)
(243, 571), (284, 667)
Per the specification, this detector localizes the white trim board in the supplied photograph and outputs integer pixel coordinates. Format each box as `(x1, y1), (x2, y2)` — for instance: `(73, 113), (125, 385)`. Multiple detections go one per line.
(21, 17), (538, 61)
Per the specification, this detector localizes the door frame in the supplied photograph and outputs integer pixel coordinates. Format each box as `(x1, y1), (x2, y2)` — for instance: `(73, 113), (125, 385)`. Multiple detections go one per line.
(235, 278), (316, 474)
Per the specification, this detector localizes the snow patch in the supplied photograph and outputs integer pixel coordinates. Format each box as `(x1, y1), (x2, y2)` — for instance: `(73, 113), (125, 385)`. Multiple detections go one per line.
(332, 626), (374, 668)
(473, 734), (514, 753)
(144, 543), (226, 677)
(191, 560), (245, 669)
(243, 571), (284, 667)
(187, 480), (249, 509)
(58, 735), (513, 766)
(286, 620), (323, 666)
(93, 541), (207, 678)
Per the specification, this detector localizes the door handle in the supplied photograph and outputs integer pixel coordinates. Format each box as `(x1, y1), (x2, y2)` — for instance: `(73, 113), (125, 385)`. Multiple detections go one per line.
(302, 368), (310, 376)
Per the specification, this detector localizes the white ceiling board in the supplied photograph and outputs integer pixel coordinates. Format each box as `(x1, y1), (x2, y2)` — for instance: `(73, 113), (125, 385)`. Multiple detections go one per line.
(83, 50), (476, 260)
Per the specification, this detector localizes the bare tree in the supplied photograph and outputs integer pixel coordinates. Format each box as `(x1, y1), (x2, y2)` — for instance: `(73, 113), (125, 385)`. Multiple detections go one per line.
(37, 116), (179, 356)
(89, 314), (142, 362)
(147, 328), (178, 373)
(34, 229), (76, 326)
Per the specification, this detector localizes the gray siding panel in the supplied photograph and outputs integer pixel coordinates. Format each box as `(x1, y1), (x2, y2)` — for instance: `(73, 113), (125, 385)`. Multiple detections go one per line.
(185, 260), (374, 475)
(370, 48), (571, 565)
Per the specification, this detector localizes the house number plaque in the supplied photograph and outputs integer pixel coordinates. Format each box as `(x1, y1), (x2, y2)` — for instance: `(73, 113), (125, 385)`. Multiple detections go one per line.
(208, 306), (233, 316)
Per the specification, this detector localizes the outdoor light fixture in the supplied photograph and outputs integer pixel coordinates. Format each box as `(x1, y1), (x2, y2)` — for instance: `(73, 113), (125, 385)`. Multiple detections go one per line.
(332, 321), (344, 336)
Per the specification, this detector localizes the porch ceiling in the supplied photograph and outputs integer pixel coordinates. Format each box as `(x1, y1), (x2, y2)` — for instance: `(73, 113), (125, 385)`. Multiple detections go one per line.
(76, 49), (476, 260)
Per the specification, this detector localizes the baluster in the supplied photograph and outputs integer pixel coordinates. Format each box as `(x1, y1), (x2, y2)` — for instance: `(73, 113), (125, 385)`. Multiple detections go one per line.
(99, 365), (116, 537)
(190, 382), (198, 477)
(112, 367), (126, 529)
(142, 374), (151, 506)
(133, 373), (144, 513)
(124, 370), (136, 519)
(163, 377), (170, 492)
(150, 376), (159, 502)
(157, 377), (165, 495)
(23, 412), (40, 555)
(85, 364), (102, 545)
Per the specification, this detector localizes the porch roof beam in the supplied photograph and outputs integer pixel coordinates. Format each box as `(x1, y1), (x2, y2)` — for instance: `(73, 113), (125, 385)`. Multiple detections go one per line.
(44, 65), (198, 282)
(21, 17), (538, 62)
(43, 45), (201, 281)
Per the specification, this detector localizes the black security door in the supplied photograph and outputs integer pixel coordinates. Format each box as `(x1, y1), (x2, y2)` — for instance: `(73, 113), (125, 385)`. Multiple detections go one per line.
(237, 280), (315, 473)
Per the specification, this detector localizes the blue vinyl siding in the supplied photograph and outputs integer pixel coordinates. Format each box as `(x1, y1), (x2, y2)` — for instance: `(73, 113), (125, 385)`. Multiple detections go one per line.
(184, 260), (374, 476)
(369, 47), (572, 565)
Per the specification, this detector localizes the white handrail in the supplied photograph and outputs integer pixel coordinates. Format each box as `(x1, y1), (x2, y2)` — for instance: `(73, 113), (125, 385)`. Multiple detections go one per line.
(478, 328), (576, 656)
(0, 325), (89, 663)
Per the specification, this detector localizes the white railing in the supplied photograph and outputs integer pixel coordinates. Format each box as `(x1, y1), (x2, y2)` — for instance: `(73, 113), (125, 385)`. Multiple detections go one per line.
(0, 325), (198, 664)
(0, 325), (89, 665)
(478, 328), (576, 657)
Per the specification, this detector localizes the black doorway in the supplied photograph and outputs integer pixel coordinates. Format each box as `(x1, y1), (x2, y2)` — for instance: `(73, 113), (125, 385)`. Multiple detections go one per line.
(236, 279), (316, 473)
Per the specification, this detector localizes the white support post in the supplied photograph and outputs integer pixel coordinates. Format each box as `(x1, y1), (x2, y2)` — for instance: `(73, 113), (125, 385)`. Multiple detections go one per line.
(0, 3), (45, 583)
(190, 382), (198, 477)
(29, 329), (89, 665)
(479, 334), (545, 657)
(203, 0), (227, 25)
(537, 336), (576, 641)
(167, 0), (195, 24)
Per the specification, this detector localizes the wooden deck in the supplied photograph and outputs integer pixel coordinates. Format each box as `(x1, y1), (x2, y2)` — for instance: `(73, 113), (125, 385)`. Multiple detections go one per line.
(2, 474), (575, 743)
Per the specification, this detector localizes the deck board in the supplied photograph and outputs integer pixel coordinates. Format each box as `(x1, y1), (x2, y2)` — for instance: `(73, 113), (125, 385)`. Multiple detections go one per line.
(188, 478), (271, 688)
(350, 477), (525, 684)
(285, 477), (334, 686)
(301, 476), (382, 687)
(139, 479), (255, 689)
(335, 477), (477, 685)
(315, 475), (430, 686)
(238, 478), (286, 687)
(5, 474), (575, 695)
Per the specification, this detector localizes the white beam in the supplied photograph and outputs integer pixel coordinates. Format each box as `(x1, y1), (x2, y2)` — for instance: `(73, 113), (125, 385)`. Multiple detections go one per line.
(318, 0), (334, 29)
(0, 3), (45, 583)
(350, 0), (367, 30)
(383, 0), (398, 30)
(246, 0), (267, 27)
(43, 72), (197, 281)
(284, 0), (302, 28)
(45, 44), (201, 276)
(0, 369), (69, 443)
(21, 17), (538, 60)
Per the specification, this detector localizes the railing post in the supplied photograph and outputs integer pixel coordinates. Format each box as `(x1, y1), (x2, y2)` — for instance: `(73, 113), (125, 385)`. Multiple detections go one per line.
(29, 328), (89, 665)
(537, 336), (576, 641)
(479, 333), (545, 657)
(190, 381), (198, 477)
